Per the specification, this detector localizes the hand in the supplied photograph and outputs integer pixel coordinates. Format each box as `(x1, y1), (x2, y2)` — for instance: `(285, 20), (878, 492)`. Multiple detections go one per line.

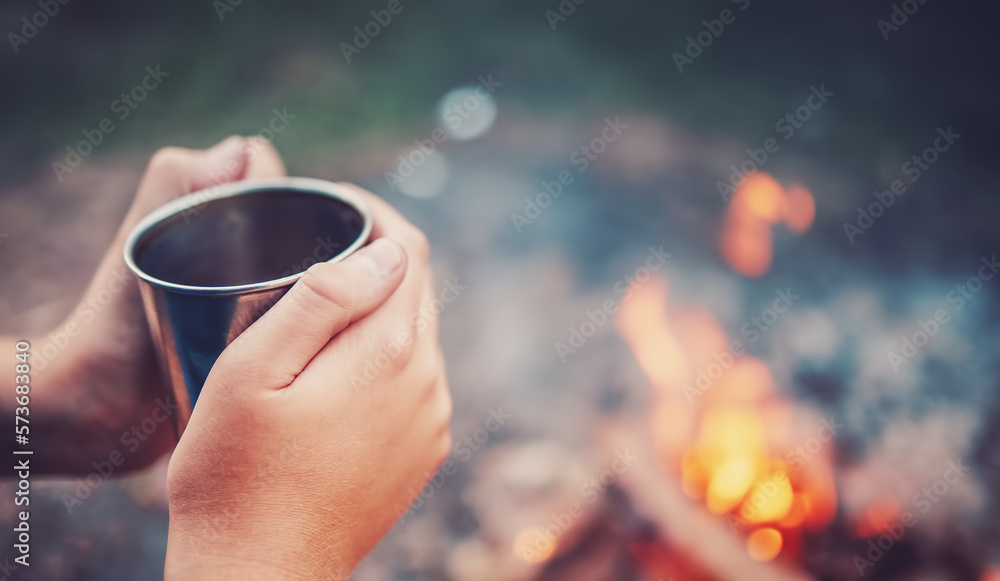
(9, 136), (287, 474)
(163, 186), (452, 581)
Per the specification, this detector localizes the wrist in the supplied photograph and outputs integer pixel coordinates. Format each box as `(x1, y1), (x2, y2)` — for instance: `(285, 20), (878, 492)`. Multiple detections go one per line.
(165, 506), (353, 581)
(164, 554), (324, 581)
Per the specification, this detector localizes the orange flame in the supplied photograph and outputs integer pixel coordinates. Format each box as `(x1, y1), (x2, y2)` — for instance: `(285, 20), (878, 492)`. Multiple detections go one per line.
(783, 184), (815, 234)
(720, 211), (774, 278)
(734, 172), (786, 224)
(616, 267), (837, 563)
(615, 276), (688, 391)
(740, 461), (795, 524)
(720, 173), (815, 277)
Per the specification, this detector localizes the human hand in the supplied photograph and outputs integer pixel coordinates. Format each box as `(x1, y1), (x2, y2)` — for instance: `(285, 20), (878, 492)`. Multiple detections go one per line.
(163, 186), (452, 581)
(22, 136), (287, 473)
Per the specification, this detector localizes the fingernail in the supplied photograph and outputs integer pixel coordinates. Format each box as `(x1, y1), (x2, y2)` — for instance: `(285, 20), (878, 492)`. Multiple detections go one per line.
(358, 238), (403, 280)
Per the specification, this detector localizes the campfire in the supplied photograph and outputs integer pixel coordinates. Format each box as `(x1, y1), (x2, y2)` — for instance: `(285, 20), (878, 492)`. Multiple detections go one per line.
(614, 265), (839, 574)
(479, 172), (992, 581)
(613, 172), (836, 568)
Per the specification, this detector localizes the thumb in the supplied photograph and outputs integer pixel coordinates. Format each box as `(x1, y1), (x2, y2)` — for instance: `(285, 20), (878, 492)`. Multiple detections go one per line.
(214, 238), (408, 390)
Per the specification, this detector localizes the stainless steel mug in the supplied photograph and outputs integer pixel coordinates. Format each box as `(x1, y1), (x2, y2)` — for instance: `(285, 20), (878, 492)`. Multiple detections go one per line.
(123, 177), (372, 437)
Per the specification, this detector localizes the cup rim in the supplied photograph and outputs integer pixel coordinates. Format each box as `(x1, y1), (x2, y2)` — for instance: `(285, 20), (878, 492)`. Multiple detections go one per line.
(123, 177), (373, 296)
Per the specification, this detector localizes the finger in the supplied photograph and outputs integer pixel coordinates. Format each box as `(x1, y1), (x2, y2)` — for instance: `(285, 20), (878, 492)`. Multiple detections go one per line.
(418, 270), (440, 338)
(302, 268), (441, 397)
(297, 186), (432, 377)
(336, 182), (430, 265)
(335, 183), (430, 318)
(86, 137), (251, 325)
(120, 136), (249, 236)
(242, 136), (287, 179)
(214, 238), (407, 390)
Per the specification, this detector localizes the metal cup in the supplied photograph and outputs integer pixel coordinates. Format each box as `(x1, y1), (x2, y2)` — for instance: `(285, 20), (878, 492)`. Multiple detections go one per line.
(123, 177), (372, 437)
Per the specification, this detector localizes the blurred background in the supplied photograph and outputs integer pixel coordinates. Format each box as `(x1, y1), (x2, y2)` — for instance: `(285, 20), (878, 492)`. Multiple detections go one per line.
(1, 0), (1000, 579)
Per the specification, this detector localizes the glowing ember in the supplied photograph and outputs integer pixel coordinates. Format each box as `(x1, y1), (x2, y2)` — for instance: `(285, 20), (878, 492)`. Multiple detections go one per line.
(512, 526), (557, 564)
(746, 527), (783, 562)
(855, 497), (902, 538)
